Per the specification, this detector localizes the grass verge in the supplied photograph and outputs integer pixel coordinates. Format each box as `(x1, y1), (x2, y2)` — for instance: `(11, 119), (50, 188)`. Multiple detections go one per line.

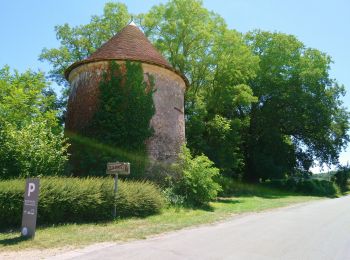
(0, 191), (321, 251)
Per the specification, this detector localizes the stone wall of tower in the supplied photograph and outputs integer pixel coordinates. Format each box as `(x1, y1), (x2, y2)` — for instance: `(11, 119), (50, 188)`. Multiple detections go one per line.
(66, 62), (106, 132)
(66, 61), (186, 165)
(142, 63), (186, 164)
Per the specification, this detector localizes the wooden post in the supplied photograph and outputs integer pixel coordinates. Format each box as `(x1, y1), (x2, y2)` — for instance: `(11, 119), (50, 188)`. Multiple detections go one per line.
(113, 174), (118, 219)
(106, 162), (130, 219)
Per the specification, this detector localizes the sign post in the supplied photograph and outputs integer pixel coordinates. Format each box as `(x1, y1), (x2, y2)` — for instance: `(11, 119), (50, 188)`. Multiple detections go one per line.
(106, 162), (130, 218)
(21, 178), (40, 239)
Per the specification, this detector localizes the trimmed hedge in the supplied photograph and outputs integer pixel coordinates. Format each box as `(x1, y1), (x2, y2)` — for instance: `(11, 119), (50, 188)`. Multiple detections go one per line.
(0, 177), (164, 229)
(268, 178), (340, 197)
(216, 176), (340, 198)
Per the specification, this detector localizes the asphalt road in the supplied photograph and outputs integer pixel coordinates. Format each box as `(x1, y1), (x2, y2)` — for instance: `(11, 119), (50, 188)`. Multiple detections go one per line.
(51, 196), (350, 260)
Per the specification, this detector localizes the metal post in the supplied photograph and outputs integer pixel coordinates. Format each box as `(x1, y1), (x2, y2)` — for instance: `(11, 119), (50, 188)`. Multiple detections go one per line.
(113, 174), (118, 219)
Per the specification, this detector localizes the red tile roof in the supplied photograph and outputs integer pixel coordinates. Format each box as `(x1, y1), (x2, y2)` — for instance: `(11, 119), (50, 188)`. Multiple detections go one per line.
(65, 24), (188, 86)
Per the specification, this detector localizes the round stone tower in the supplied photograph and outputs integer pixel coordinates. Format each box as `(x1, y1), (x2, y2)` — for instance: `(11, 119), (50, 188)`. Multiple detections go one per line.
(65, 22), (188, 165)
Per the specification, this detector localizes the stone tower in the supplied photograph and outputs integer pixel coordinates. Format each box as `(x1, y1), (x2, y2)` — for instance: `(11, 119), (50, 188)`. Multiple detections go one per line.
(64, 22), (188, 165)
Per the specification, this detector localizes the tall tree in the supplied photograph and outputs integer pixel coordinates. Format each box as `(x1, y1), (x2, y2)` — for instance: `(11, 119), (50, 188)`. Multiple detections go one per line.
(140, 0), (225, 93)
(41, 0), (259, 177)
(0, 66), (68, 178)
(244, 30), (349, 181)
(39, 2), (131, 120)
(40, 2), (131, 87)
(141, 0), (259, 177)
(40, 1), (349, 180)
(0, 66), (59, 130)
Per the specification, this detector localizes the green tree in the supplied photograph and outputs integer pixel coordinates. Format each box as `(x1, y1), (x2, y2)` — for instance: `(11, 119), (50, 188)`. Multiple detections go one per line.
(68, 61), (155, 177)
(0, 66), (58, 129)
(141, 0), (259, 177)
(244, 31), (349, 181)
(39, 2), (131, 120)
(333, 165), (350, 192)
(39, 2), (131, 87)
(140, 0), (226, 92)
(0, 66), (69, 178)
(40, 1), (349, 182)
(41, 0), (259, 178)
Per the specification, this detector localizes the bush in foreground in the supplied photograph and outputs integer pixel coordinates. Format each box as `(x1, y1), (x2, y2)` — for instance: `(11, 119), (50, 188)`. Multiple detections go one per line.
(171, 146), (221, 206)
(0, 177), (164, 229)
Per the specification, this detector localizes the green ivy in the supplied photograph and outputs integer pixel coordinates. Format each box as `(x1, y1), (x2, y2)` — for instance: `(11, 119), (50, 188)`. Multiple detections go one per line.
(69, 61), (155, 177)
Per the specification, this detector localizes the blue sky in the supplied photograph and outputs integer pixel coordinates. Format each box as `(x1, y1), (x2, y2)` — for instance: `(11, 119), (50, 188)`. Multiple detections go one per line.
(1, 0), (349, 167)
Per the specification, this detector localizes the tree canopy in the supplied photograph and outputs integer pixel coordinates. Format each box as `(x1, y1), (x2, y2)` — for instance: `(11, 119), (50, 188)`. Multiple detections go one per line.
(39, 0), (349, 181)
(0, 66), (68, 178)
(39, 2), (131, 87)
(244, 31), (349, 181)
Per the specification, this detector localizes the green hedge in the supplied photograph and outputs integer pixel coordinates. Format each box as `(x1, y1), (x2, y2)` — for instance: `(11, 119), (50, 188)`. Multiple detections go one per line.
(216, 176), (280, 197)
(268, 178), (340, 197)
(0, 177), (164, 229)
(333, 167), (350, 192)
(216, 176), (340, 198)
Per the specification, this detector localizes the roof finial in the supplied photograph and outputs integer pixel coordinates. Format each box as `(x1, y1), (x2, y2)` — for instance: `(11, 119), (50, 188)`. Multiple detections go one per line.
(129, 16), (137, 27)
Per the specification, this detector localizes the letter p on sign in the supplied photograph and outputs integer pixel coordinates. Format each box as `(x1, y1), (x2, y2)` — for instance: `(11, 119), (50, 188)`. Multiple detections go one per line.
(28, 183), (35, 197)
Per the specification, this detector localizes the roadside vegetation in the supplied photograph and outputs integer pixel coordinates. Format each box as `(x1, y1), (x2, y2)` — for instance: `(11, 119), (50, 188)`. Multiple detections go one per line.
(0, 185), (320, 251)
(0, 0), (349, 252)
(0, 178), (164, 229)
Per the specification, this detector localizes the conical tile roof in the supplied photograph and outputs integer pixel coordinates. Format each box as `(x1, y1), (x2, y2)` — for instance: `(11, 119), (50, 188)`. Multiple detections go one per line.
(65, 23), (187, 86)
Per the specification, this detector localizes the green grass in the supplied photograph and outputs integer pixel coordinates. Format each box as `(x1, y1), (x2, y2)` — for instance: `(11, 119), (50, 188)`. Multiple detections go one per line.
(0, 189), (322, 251)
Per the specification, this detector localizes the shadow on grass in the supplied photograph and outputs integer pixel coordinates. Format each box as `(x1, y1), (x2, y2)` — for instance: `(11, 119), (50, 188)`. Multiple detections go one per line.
(221, 188), (337, 199)
(0, 212), (163, 238)
(216, 198), (241, 204)
(0, 235), (28, 246)
(218, 180), (327, 199)
(179, 198), (241, 211)
(220, 189), (296, 199)
(197, 203), (215, 211)
(177, 202), (216, 212)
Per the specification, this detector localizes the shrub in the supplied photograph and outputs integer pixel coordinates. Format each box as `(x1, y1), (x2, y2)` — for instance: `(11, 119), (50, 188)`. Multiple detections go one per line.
(0, 122), (69, 179)
(172, 146), (221, 206)
(333, 166), (350, 192)
(0, 177), (164, 229)
(162, 187), (185, 207)
(0, 66), (68, 179)
(267, 178), (339, 197)
(216, 176), (239, 197)
(216, 176), (285, 197)
(268, 179), (288, 190)
(0, 180), (23, 228)
(115, 180), (165, 217)
(298, 179), (339, 197)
